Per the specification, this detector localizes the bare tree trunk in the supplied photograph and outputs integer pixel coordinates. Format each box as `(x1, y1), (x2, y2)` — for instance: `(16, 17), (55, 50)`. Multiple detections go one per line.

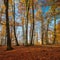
(30, 0), (35, 45)
(46, 19), (49, 44)
(25, 1), (28, 45)
(25, 0), (30, 45)
(13, 2), (19, 46)
(41, 19), (44, 45)
(22, 25), (24, 45)
(4, 0), (13, 50)
(53, 15), (56, 44)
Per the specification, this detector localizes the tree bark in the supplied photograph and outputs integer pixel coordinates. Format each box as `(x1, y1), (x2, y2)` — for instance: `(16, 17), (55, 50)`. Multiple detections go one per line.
(13, 2), (19, 46)
(53, 15), (56, 44)
(4, 0), (13, 50)
(30, 0), (35, 45)
(25, 0), (30, 45)
(46, 19), (49, 44)
(41, 19), (44, 45)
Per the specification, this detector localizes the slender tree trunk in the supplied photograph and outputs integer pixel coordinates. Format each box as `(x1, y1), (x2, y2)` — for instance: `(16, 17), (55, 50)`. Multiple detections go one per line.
(30, 24), (32, 44)
(1, 38), (3, 46)
(46, 19), (49, 44)
(25, 0), (30, 45)
(4, 0), (13, 50)
(41, 19), (44, 45)
(30, 0), (35, 45)
(0, 9), (2, 46)
(22, 25), (24, 45)
(22, 12), (26, 45)
(53, 15), (56, 44)
(36, 32), (38, 44)
(13, 2), (19, 46)
(5, 35), (7, 46)
(25, 1), (28, 45)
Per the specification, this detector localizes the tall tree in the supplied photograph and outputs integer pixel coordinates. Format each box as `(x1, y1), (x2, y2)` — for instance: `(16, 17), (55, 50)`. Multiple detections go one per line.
(30, 0), (35, 45)
(4, 0), (13, 50)
(21, 17), (25, 45)
(35, 9), (44, 45)
(41, 17), (44, 45)
(25, 0), (30, 45)
(46, 17), (50, 44)
(45, 11), (51, 44)
(53, 11), (56, 44)
(13, 1), (19, 46)
(51, 4), (57, 44)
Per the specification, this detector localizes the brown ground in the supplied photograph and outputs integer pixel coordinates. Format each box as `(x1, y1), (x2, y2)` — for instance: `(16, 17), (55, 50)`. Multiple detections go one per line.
(0, 45), (60, 60)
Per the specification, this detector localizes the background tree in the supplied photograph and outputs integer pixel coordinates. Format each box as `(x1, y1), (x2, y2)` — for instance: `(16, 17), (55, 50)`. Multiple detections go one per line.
(30, 0), (35, 45)
(13, 0), (19, 46)
(51, 4), (57, 44)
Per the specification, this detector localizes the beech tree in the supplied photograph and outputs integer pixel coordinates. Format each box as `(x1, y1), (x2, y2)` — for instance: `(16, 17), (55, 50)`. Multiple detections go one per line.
(4, 0), (13, 50)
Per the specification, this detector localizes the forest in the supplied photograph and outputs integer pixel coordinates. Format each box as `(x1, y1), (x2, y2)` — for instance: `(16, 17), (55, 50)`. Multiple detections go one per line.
(0, 0), (60, 60)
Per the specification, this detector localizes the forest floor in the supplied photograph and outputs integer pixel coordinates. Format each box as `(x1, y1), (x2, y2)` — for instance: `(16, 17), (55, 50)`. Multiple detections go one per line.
(0, 45), (60, 60)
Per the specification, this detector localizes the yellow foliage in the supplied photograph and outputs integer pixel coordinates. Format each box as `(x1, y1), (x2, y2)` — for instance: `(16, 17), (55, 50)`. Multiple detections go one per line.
(20, 0), (26, 3)
(8, 12), (12, 16)
(1, 25), (6, 36)
(20, 0), (38, 8)
(35, 9), (43, 21)
(1, 5), (6, 9)
(9, 0), (13, 5)
(36, 9), (42, 16)
(1, 4), (6, 12)
(20, 0), (38, 3)
(29, 18), (33, 24)
(21, 17), (25, 25)
(51, 4), (57, 11)
(56, 22), (60, 42)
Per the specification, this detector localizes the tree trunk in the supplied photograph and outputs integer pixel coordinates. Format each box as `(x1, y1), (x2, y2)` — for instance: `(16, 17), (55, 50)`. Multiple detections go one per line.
(13, 2), (19, 46)
(41, 19), (44, 45)
(25, 1), (28, 45)
(46, 19), (49, 44)
(30, 0), (35, 45)
(22, 25), (24, 45)
(25, 0), (30, 45)
(53, 15), (56, 44)
(4, 0), (13, 50)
